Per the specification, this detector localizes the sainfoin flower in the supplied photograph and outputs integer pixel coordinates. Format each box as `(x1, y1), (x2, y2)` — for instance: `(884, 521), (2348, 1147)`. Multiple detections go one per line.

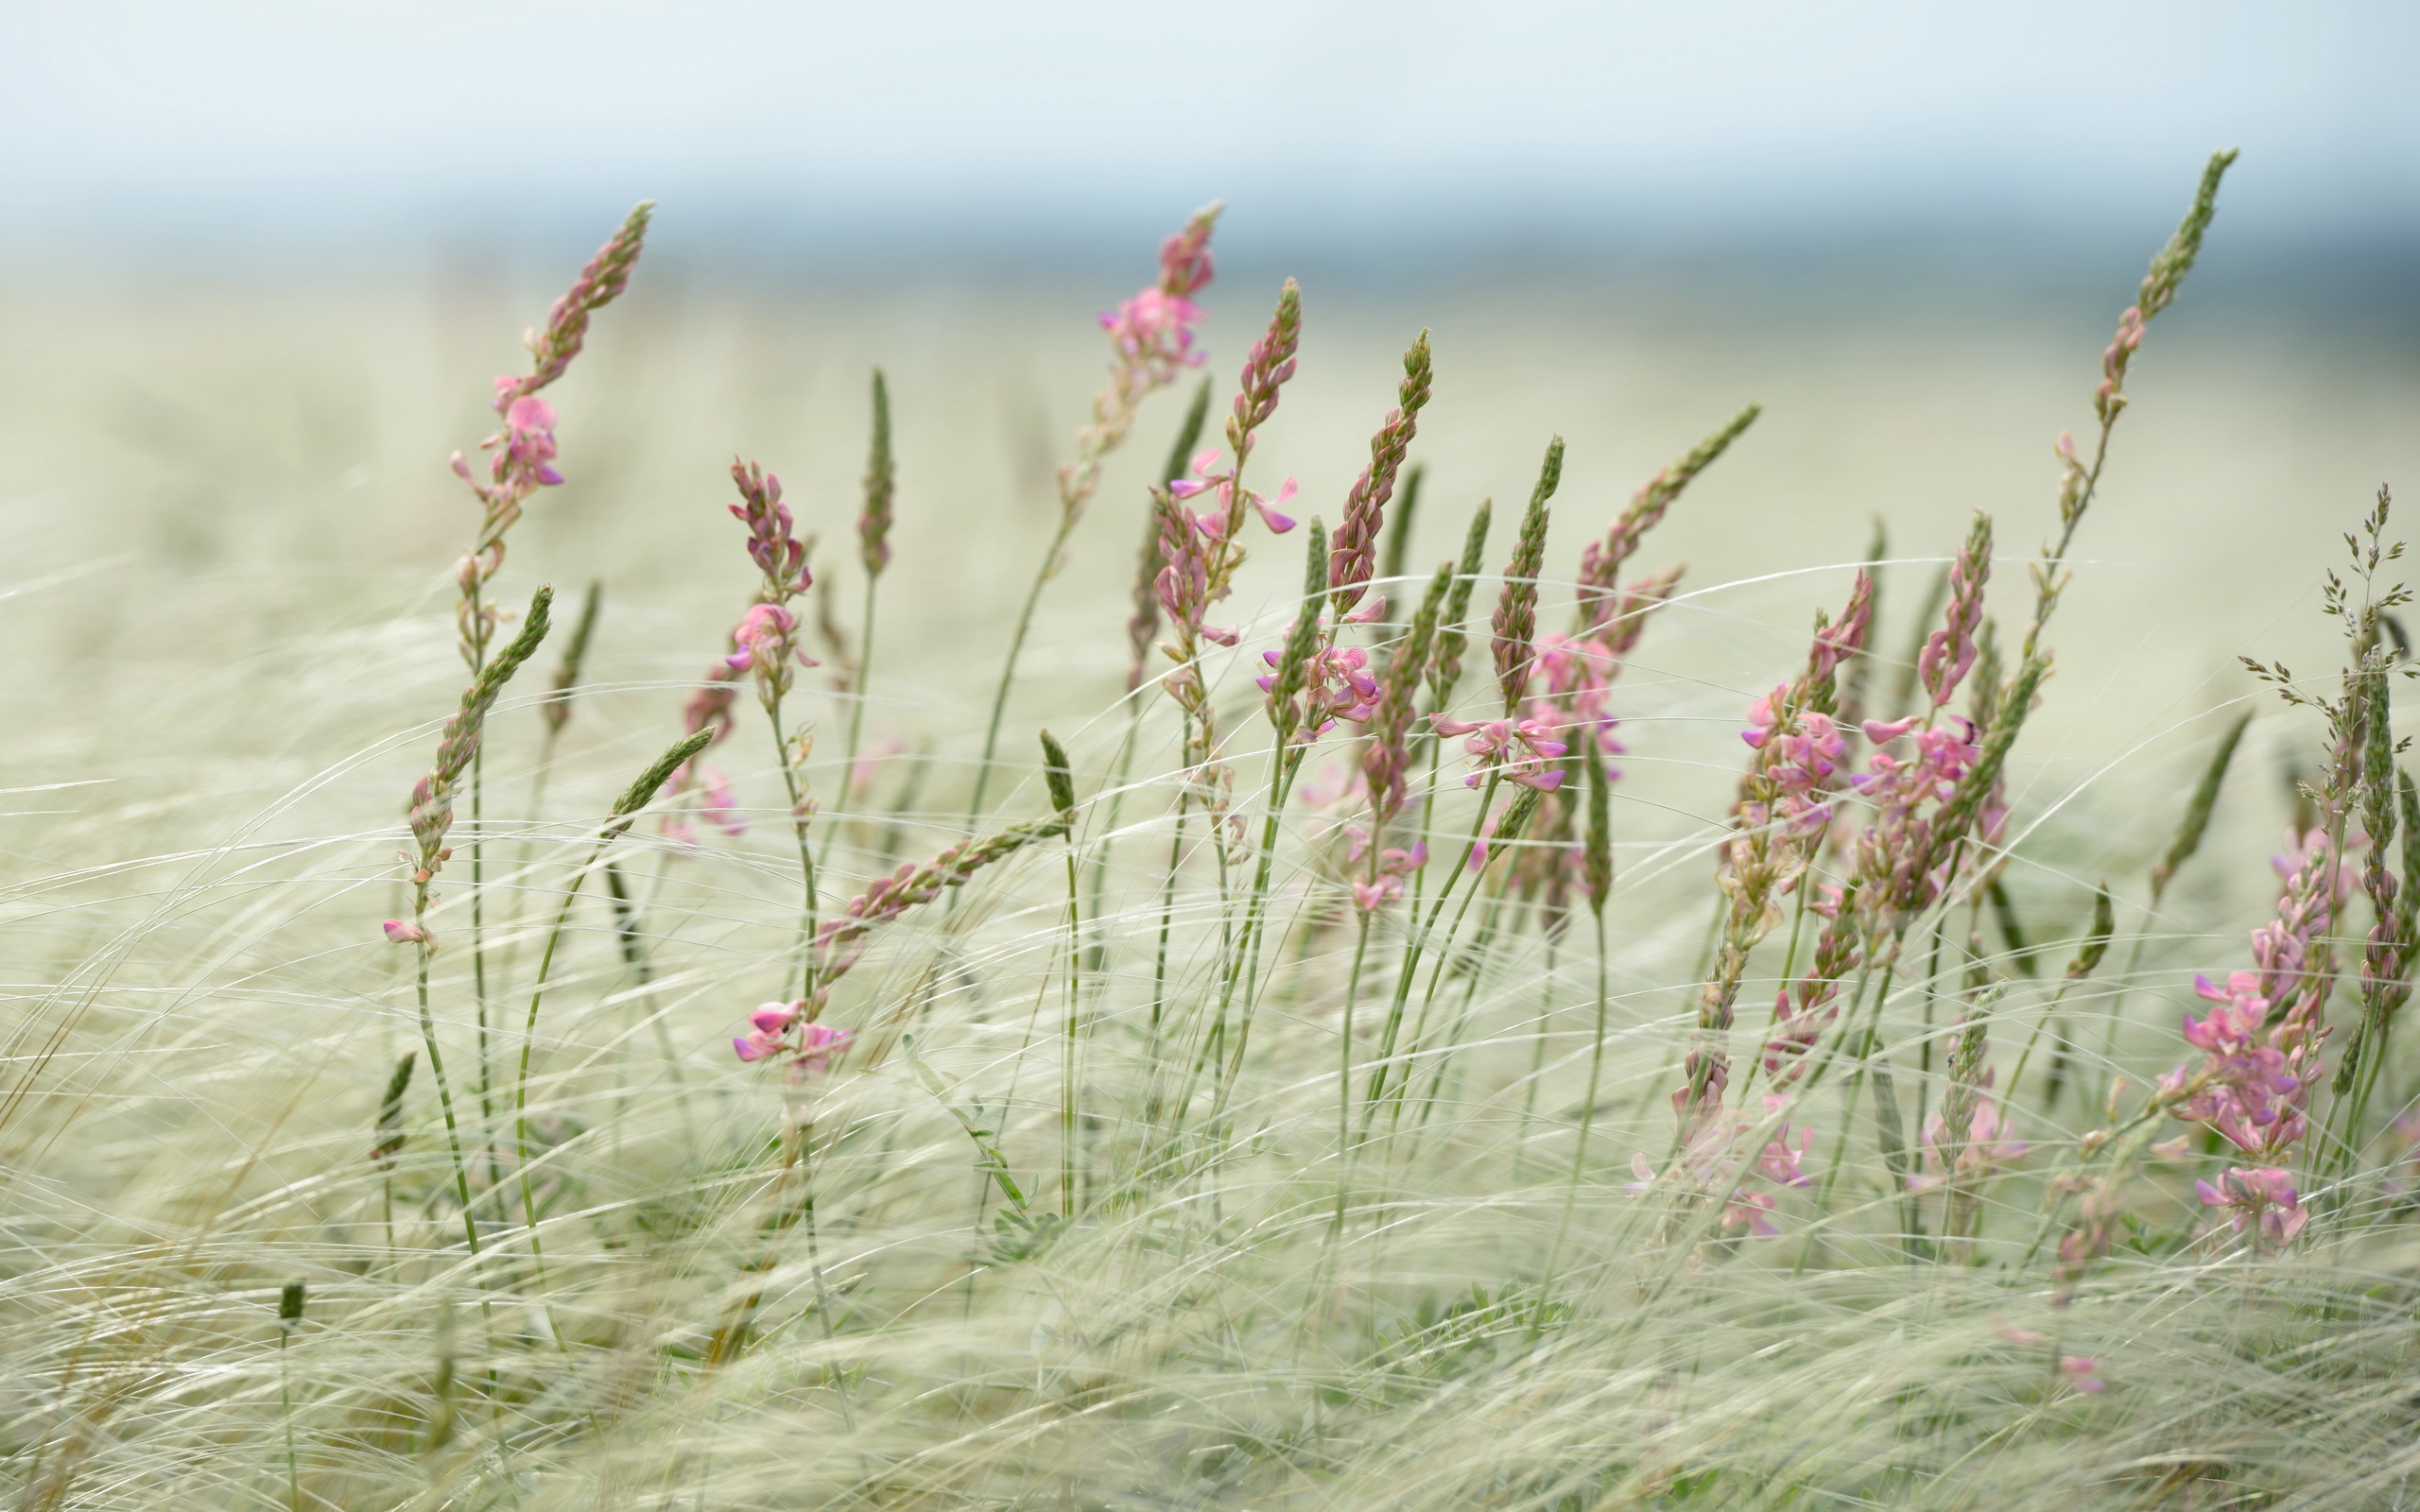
(1256, 644), (1378, 744)
(1626, 1095), (1814, 1239)
(2195, 1164), (2309, 1244)
(1344, 827), (1427, 912)
(1099, 287), (1206, 386)
(732, 1001), (855, 1079)
(2161, 826), (2348, 1170)
(1430, 715), (1567, 791)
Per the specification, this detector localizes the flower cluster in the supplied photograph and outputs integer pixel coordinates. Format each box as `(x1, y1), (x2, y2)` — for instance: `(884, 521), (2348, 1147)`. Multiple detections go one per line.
(1098, 212), (1218, 396)
(1530, 631), (1624, 765)
(1431, 715), (1567, 792)
(2194, 1164), (2309, 1246)
(1256, 643), (1376, 745)
(733, 1001), (855, 1080)
(1849, 713), (1986, 913)
(2161, 826), (2348, 1191)
(450, 205), (651, 663)
(728, 460), (811, 599)
(1628, 1095), (1814, 1238)
(2164, 971), (2307, 1158)
(1740, 694), (1848, 840)
(1344, 827), (1428, 912)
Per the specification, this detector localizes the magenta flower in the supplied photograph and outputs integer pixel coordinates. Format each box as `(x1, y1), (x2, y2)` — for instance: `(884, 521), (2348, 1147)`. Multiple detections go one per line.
(1344, 827), (1427, 912)
(2162, 827), (2346, 1164)
(728, 459), (811, 599)
(1627, 1096), (1814, 1239)
(1918, 514), (1991, 708)
(2195, 1164), (2309, 1245)
(1152, 450), (1301, 661)
(1098, 287), (1207, 387)
(1526, 630), (1625, 768)
(382, 919), (428, 945)
(1258, 644), (1379, 745)
(2062, 1356), (2107, 1395)
(733, 999), (856, 1080)
(1430, 714), (1568, 792)
(1168, 446), (1299, 533)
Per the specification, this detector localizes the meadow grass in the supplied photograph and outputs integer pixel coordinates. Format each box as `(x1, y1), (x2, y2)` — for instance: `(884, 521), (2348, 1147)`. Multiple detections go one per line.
(7, 153), (2420, 1510)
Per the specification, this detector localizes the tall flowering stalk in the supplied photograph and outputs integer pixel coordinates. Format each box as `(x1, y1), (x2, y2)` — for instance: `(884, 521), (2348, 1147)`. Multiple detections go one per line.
(1678, 571), (1874, 1122)
(441, 202), (651, 1120)
(1219, 331), (1436, 1078)
(2032, 151), (2236, 660)
(969, 206), (1221, 819)
(2170, 490), (2409, 1227)
(724, 459), (825, 997)
(383, 586), (554, 1254)
(1124, 380), (1213, 696)
(450, 204), (652, 673)
(1340, 564), (1447, 1125)
(1138, 293), (1301, 1140)
(833, 370), (896, 862)
(1153, 280), (1305, 775)
(1489, 437), (1564, 716)
(1345, 443), (1562, 1146)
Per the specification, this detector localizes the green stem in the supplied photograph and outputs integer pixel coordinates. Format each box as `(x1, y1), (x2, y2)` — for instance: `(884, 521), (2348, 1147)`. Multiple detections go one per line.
(412, 932), (483, 1258)
(766, 692), (821, 1001)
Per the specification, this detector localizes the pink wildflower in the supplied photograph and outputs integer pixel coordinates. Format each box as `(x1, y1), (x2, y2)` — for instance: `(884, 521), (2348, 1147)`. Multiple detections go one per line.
(727, 459), (810, 599)
(2062, 1356), (2107, 1395)
(382, 919), (427, 945)
(1918, 514), (1991, 708)
(2163, 827), (2346, 1164)
(1258, 644), (1379, 745)
(2195, 1164), (2309, 1245)
(1626, 1095), (1815, 1239)
(733, 1000), (856, 1079)
(1344, 827), (1427, 913)
(1430, 714), (1567, 792)
(1098, 287), (1206, 385)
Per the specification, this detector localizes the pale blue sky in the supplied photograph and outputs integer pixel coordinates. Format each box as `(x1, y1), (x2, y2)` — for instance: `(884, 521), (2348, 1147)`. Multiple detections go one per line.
(3, 1), (2413, 266)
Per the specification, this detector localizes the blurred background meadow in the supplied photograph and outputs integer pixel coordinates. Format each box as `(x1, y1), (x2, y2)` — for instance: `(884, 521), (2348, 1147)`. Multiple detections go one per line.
(6, 4), (2420, 1508)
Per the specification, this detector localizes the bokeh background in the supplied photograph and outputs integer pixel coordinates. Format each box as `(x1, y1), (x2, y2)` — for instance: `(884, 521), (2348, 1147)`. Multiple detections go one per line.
(2, 0), (2416, 903)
